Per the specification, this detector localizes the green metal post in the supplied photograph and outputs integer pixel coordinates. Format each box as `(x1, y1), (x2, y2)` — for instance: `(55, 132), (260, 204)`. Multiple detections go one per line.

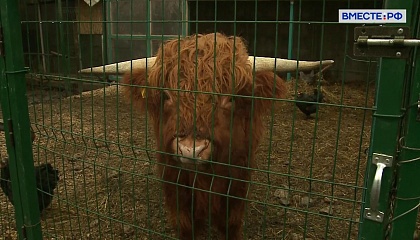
(286, 0), (294, 81)
(106, 0), (113, 64)
(0, 0), (43, 239)
(146, 0), (152, 58)
(358, 1), (415, 239)
(389, 2), (420, 239)
(183, 0), (189, 36)
(57, 0), (71, 94)
(102, 1), (108, 66)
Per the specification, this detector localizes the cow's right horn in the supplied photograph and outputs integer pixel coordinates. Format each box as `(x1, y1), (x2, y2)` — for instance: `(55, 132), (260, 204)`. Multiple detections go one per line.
(250, 56), (334, 72)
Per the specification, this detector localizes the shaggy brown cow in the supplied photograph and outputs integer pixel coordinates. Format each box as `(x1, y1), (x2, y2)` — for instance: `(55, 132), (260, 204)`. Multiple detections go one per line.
(122, 33), (287, 239)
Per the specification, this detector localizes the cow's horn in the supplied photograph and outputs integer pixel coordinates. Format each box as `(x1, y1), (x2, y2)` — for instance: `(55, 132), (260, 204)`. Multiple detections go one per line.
(79, 57), (157, 75)
(78, 56), (334, 75)
(248, 57), (334, 72)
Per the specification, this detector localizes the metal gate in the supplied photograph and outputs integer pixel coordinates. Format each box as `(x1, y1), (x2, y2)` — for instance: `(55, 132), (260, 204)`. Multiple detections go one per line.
(0, 0), (419, 239)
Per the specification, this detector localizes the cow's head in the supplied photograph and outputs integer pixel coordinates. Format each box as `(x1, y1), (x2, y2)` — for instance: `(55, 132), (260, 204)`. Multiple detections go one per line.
(123, 33), (287, 169)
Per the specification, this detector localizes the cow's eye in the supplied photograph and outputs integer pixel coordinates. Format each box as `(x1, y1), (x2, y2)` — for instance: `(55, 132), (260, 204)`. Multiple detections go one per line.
(162, 90), (173, 103)
(220, 96), (233, 109)
(174, 131), (187, 138)
(162, 91), (169, 101)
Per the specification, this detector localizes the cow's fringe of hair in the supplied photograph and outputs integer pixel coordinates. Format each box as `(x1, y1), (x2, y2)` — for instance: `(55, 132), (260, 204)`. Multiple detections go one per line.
(146, 33), (255, 126)
(151, 33), (251, 99)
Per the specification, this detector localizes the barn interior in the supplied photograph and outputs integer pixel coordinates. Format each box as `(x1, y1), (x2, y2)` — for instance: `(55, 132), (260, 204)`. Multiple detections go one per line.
(1, 0), (419, 240)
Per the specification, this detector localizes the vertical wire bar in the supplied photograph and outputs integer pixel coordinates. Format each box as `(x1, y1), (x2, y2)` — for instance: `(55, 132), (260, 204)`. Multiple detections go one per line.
(312, 0), (329, 238)
(345, 2), (379, 240)
(52, 5), (69, 236)
(105, 0), (113, 231)
(127, 0), (136, 236)
(206, 3), (219, 238)
(104, 0), (114, 237)
(79, 1), (90, 236)
(264, 0), (283, 238)
(88, 4), (103, 235)
(226, 1), (239, 238)
(190, 10), (201, 238)
(43, 2), (64, 237)
(154, 2), (167, 236)
(175, 3), (184, 237)
(238, 3), (251, 234)
(65, 1), (81, 236)
(116, 0), (126, 235)
(284, 0), (302, 237)
(127, 1), (139, 238)
(258, 2), (270, 236)
(145, 0), (152, 238)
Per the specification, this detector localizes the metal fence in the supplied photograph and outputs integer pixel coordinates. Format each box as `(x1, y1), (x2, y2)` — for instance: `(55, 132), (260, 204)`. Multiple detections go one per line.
(0, 0), (419, 239)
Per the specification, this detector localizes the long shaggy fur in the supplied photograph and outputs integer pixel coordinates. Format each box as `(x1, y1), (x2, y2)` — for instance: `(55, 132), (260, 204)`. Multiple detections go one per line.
(122, 32), (287, 239)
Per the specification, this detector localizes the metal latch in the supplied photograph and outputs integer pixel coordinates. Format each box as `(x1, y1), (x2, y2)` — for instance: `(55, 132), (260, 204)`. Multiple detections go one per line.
(364, 153), (393, 223)
(354, 26), (420, 58)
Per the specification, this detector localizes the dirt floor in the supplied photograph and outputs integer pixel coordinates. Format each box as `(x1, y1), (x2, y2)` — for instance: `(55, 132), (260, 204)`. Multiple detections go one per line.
(0, 75), (397, 240)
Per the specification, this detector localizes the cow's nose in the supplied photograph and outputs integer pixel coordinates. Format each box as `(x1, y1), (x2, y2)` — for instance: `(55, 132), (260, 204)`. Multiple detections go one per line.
(173, 136), (210, 160)
(177, 140), (209, 159)
(178, 144), (206, 158)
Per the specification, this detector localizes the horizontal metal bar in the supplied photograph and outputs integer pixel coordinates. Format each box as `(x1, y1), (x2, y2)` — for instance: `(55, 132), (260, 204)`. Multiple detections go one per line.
(108, 35), (179, 40)
(360, 39), (420, 47)
(4, 68), (29, 74)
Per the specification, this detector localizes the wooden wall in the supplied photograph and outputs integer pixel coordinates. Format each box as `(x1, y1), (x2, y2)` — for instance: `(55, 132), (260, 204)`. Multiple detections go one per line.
(189, 0), (382, 82)
(75, 0), (103, 35)
(20, 0), (382, 83)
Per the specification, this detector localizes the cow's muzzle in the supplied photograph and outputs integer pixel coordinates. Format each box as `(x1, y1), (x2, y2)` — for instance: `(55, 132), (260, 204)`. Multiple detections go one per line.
(171, 136), (212, 165)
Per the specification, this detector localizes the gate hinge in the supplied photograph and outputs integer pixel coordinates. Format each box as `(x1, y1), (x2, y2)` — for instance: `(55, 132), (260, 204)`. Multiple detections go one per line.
(354, 26), (420, 58)
(0, 26), (4, 56)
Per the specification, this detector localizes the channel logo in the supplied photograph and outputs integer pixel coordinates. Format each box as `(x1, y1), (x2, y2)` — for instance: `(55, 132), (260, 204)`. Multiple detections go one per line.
(339, 9), (406, 23)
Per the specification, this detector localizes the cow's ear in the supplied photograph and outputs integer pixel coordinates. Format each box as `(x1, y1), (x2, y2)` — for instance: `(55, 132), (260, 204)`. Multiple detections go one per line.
(243, 71), (287, 116)
(121, 68), (150, 112)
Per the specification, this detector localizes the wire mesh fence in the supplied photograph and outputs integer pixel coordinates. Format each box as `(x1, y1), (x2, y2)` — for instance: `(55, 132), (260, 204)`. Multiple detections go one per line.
(0, 0), (419, 239)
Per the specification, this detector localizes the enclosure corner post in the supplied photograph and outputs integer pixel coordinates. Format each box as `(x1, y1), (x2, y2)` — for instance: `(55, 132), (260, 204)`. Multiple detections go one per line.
(0, 0), (43, 239)
(358, 0), (416, 239)
(389, 1), (420, 239)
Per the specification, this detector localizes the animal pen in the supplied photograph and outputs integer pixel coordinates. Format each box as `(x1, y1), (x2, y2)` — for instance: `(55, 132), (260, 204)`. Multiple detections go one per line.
(0, 0), (420, 239)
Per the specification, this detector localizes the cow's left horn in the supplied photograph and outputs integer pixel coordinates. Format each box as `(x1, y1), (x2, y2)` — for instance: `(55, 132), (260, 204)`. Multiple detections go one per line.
(79, 57), (157, 75)
(78, 56), (334, 75)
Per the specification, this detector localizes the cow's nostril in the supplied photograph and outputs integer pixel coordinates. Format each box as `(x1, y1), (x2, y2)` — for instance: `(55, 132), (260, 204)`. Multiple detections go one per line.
(195, 145), (205, 156)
